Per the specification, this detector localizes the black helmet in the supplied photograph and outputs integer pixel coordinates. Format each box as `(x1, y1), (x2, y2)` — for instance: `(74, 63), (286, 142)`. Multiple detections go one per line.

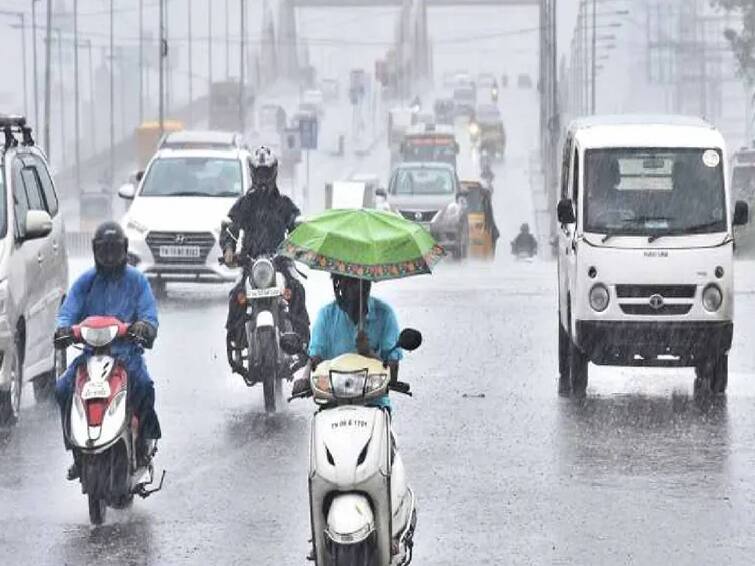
(520, 223), (530, 234)
(251, 145), (278, 192)
(92, 221), (128, 274)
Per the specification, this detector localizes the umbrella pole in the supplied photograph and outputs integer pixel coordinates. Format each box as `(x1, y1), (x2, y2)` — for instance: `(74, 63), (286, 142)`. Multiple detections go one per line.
(358, 279), (364, 333)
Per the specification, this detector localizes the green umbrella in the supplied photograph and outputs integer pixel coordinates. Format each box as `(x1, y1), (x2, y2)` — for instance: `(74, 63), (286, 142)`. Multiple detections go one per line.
(279, 208), (445, 282)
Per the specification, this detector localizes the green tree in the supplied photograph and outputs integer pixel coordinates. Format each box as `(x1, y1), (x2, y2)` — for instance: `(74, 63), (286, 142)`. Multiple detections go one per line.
(712, 0), (755, 84)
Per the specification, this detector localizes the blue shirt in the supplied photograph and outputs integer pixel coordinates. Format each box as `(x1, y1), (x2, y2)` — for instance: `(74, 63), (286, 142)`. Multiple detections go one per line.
(57, 266), (158, 360)
(309, 297), (402, 409)
(308, 296), (403, 363)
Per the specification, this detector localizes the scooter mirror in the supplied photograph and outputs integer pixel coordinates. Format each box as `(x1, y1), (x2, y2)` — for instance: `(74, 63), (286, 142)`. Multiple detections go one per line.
(397, 328), (422, 352)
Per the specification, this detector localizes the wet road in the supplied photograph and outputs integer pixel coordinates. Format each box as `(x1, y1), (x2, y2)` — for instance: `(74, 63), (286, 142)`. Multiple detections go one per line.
(5, 91), (755, 565)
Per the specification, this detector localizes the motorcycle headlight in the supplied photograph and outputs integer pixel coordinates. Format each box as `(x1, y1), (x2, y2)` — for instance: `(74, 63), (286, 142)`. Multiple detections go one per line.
(589, 283), (610, 312)
(702, 284), (723, 312)
(252, 258), (275, 288)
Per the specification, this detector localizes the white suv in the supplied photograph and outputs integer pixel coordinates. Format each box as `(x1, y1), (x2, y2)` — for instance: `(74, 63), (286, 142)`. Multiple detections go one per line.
(119, 142), (251, 295)
(0, 116), (68, 424)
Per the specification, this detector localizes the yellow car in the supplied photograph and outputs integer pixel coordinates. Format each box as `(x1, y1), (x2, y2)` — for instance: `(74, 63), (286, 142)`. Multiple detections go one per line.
(460, 180), (499, 259)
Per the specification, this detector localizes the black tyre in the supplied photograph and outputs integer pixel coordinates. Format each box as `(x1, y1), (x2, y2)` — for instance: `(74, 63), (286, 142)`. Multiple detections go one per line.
(694, 355), (728, 396)
(569, 339), (589, 397)
(33, 348), (65, 402)
(0, 340), (22, 426)
(558, 319), (570, 396)
(88, 494), (107, 525)
(258, 329), (278, 413)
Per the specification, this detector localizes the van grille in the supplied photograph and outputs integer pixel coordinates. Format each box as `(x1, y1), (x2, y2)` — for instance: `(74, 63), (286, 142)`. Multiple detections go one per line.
(145, 231), (215, 265)
(399, 210), (437, 223)
(619, 304), (693, 316)
(615, 285), (696, 299)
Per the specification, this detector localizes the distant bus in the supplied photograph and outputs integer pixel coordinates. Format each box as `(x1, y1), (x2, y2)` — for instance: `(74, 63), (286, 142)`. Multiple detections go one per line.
(210, 81), (255, 132)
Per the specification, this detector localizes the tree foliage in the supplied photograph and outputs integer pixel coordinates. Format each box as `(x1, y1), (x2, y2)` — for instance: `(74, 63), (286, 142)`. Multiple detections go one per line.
(712, 0), (755, 84)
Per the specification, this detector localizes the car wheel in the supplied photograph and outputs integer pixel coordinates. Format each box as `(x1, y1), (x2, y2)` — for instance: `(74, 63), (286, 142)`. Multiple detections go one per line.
(558, 317), (570, 396)
(33, 347), (66, 402)
(0, 339), (23, 426)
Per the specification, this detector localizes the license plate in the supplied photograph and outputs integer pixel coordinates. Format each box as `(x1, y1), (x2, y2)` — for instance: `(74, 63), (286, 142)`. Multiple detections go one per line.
(159, 245), (200, 258)
(247, 287), (281, 299)
(82, 381), (111, 400)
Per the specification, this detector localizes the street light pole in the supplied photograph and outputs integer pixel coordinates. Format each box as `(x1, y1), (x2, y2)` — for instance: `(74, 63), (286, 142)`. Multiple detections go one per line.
(188, 0), (193, 124)
(159, 0), (165, 133)
(591, 0), (597, 114)
(82, 39), (96, 155)
(208, 0), (213, 118)
(54, 28), (65, 165)
(239, 0), (245, 133)
(32, 0), (40, 130)
(139, 0), (144, 123)
(44, 0), (52, 158)
(74, 0), (80, 191)
(110, 0), (115, 184)
(225, 0), (230, 79)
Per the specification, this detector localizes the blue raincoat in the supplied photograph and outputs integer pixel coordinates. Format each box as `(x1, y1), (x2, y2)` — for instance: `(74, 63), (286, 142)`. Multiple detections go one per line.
(55, 266), (161, 438)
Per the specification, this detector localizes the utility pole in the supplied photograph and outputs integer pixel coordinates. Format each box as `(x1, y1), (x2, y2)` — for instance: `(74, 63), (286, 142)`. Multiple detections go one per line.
(44, 0), (52, 158)
(55, 28), (65, 165)
(239, 0), (245, 133)
(82, 39), (96, 155)
(139, 0), (144, 123)
(74, 0), (80, 192)
(591, 0), (597, 114)
(159, 0), (166, 133)
(188, 0), (193, 124)
(110, 0), (115, 185)
(208, 0), (213, 119)
(32, 0), (40, 129)
(225, 0), (230, 79)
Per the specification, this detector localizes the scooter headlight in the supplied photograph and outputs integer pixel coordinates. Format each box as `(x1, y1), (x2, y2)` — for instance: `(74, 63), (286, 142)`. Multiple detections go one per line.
(702, 284), (723, 312)
(330, 369), (368, 400)
(251, 258), (275, 288)
(80, 325), (120, 347)
(589, 283), (610, 312)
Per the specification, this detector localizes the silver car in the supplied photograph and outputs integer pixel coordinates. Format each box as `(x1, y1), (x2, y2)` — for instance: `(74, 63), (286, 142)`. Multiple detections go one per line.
(0, 116), (68, 424)
(387, 162), (468, 259)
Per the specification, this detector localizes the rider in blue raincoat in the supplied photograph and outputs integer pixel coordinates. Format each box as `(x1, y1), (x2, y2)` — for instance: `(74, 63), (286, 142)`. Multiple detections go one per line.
(55, 222), (160, 480)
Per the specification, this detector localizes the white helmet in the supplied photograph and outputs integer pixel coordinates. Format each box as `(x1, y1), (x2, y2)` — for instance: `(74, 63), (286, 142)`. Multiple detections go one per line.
(251, 145), (278, 191)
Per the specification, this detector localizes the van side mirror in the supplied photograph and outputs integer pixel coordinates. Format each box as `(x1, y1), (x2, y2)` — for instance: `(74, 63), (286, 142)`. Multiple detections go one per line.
(118, 183), (136, 200)
(397, 328), (422, 352)
(557, 198), (576, 224)
(734, 200), (749, 226)
(24, 210), (53, 240)
(375, 188), (387, 199)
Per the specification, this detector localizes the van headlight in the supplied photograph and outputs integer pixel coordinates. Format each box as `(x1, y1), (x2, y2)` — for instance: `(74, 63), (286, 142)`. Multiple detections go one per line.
(251, 258), (275, 288)
(702, 284), (723, 312)
(126, 219), (148, 235)
(589, 283), (610, 312)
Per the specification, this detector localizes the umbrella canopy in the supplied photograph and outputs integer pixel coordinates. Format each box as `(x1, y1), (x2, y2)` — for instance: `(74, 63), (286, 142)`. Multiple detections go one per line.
(279, 208), (444, 281)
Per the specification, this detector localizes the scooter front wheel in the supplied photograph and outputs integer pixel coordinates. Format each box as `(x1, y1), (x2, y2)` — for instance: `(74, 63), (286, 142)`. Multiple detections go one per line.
(258, 328), (278, 413)
(88, 494), (107, 525)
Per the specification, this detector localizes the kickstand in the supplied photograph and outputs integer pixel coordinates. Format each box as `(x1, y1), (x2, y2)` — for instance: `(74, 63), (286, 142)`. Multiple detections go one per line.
(137, 469), (166, 498)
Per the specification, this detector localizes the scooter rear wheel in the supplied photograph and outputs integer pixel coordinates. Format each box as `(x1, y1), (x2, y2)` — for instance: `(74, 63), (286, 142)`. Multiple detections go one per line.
(88, 494), (107, 525)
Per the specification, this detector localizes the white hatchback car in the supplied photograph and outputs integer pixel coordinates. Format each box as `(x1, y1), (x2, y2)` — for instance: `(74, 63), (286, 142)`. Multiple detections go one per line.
(119, 145), (251, 295)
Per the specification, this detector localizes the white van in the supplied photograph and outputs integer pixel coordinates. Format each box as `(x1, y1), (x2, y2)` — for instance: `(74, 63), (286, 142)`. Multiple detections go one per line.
(557, 116), (749, 396)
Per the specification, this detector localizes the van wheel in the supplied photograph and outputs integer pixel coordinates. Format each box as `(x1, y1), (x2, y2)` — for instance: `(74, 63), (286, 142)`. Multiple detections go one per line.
(558, 318), (570, 396)
(0, 340), (23, 426)
(569, 339), (588, 397)
(694, 355), (728, 396)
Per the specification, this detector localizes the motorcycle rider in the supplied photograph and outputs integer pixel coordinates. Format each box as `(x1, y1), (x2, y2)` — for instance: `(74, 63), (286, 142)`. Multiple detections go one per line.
(295, 274), (402, 409)
(511, 223), (538, 257)
(481, 159), (495, 188)
(222, 145), (310, 375)
(55, 222), (160, 480)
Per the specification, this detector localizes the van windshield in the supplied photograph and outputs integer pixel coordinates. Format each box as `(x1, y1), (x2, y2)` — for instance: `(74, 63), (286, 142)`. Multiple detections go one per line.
(583, 148), (726, 237)
(141, 157), (243, 198)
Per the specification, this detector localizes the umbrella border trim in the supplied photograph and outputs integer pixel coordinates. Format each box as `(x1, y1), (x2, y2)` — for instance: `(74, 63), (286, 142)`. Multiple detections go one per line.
(281, 242), (446, 281)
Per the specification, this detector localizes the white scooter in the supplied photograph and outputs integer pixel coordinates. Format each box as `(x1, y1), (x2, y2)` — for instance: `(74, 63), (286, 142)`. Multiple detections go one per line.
(286, 329), (422, 565)
(62, 316), (164, 525)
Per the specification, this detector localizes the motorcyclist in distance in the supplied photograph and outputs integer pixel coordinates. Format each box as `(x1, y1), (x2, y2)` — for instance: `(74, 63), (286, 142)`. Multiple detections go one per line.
(55, 222), (160, 480)
(221, 146), (310, 375)
(511, 223), (538, 257)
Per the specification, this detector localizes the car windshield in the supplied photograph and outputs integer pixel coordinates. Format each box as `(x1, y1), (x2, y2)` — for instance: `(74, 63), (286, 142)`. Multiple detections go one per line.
(584, 148), (727, 236)
(402, 137), (456, 163)
(393, 167), (455, 196)
(140, 157), (243, 197)
(732, 165), (755, 202)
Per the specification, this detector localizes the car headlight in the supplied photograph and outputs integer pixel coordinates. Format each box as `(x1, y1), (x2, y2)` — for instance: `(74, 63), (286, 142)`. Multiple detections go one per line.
(251, 258), (275, 288)
(126, 219), (148, 235)
(702, 284), (723, 312)
(589, 283), (610, 312)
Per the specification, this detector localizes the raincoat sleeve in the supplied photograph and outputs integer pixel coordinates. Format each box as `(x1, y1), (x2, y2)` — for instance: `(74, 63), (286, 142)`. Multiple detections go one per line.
(57, 271), (95, 328)
(220, 195), (245, 251)
(379, 304), (403, 362)
(283, 196), (301, 234)
(135, 272), (159, 334)
(307, 306), (330, 360)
